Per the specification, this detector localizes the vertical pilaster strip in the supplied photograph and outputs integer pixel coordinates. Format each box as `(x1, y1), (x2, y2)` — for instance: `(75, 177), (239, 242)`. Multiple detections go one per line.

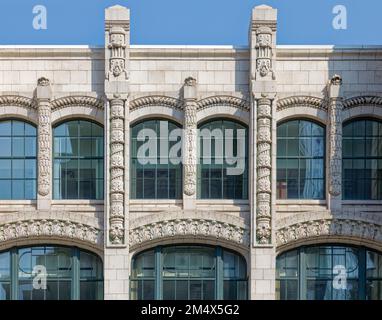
(109, 98), (125, 244)
(36, 77), (52, 210)
(328, 75), (343, 212)
(256, 97), (272, 244)
(104, 5), (130, 300)
(249, 5), (278, 300)
(183, 77), (198, 210)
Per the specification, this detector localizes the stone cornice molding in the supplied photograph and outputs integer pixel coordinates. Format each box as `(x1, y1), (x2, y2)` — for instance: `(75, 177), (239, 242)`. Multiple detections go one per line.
(0, 95), (36, 109)
(277, 96), (326, 112)
(276, 213), (382, 249)
(51, 96), (105, 111)
(130, 95), (183, 112)
(343, 96), (382, 109)
(129, 218), (250, 248)
(0, 219), (103, 247)
(197, 96), (250, 112)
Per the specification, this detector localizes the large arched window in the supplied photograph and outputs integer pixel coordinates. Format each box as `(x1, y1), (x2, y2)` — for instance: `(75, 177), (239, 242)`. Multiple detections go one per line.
(198, 120), (248, 199)
(53, 120), (104, 200)
(276, 245), (382, 300)
(343, 119), (382, 200)
(130, 119), (182, 199)
(0, 120), (37, 200)
(130, 246), (247, 300)
(277, 119), (325, 199)
(0, 245), (103, 300)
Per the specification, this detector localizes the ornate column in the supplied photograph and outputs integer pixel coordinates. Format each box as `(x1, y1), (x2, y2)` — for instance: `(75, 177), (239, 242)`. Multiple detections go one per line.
(256, 97), (273, 244)
(249, 5), (278, 300)
(109, 97), (126, 244)
(183, 77), (198, 210)
(36, 77), (52, 210)
(104, 5), (130, 300)
(328, 74), (343, 212)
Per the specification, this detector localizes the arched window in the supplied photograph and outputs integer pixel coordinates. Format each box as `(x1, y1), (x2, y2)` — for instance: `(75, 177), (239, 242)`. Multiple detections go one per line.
(0, 120), (37, 200)
(53, 120), (104, 200)
(130, 119), (182, 199)
(276, 245), (382, 300)
(277, 119), (325, 199)
(343, 119), (382, 200)
(198, 120), (248, 199)
(0, 245), (103, 300)
(130, 246), (247, 300)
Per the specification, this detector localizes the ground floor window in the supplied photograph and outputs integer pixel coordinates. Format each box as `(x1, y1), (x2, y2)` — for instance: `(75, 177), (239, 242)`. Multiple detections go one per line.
(276, 244), (382, 300)
(0, 245), (103, 300)
(130, 245), (247, 300)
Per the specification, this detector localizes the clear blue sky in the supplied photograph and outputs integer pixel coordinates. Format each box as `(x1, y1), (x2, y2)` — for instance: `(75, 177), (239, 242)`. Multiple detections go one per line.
(0, 0), (381, 45)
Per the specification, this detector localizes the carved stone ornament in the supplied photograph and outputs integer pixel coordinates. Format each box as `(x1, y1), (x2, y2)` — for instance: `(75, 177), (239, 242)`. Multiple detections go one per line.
(37, 102), (51, 197)
(37, 77), (50, 86)
(255, 26), (275, 79)
(109, 99), (125, 245)
(0, 220), (102, 246)
(276, 218), (382, 248)
(331, 74), (343, 86)
(184, 77), (197, 86)
(256, 98), (273, 244)
(130, 219), (250, 248)
(107, 26), (128, 80)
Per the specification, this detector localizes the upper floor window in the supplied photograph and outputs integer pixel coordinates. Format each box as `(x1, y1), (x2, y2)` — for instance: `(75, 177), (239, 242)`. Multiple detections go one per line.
(0, 120), (37, 200)
(343, 119), (382, 200)
(130, 119), (182, 199)
(198, 120), (248, 200)
(277, 119), (325, 200)
(53, 120), (104, 200)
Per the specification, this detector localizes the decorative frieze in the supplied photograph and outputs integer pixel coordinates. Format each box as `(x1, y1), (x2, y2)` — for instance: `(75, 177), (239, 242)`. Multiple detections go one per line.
(130, 95), (183, 112)
(197, 96), (250, 112)
(130, 219), (250, 248)
(0, 219), (102, 246)
(276, 218), (382, 247)
(0, 95), (36, 109)
(276, 96), (326, 111)
(344, 95), (382, 109)
(109, 98), (126, 245)
(51, 96), (105, 111)
(256, 97), (273, 244)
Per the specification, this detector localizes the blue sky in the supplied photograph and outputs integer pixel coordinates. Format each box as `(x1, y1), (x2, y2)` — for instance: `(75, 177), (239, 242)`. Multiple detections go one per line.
(0, 0), (381, 45)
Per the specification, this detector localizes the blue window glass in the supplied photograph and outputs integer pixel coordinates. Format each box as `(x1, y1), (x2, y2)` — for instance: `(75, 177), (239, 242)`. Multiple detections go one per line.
(131, 246), (247, 300)
(53, 120), (104, 200)
(198, 120), (248, 200)
(343, 119), (382, 200)
(130, 119), (182, 199)
(277, 120), (325, 200)
(0, 120), (37, 200)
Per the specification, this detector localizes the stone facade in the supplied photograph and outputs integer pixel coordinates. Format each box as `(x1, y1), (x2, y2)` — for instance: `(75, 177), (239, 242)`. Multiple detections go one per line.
(0, 4), (381, 300)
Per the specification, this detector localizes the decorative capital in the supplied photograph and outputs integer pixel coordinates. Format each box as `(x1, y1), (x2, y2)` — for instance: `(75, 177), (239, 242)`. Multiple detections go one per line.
(184, 77), (197, 87)
(37, 77), (50, 87)
(330, 74), (342, 86)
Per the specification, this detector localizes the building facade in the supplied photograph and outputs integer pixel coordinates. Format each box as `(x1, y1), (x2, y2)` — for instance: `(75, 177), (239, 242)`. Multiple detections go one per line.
(0, 4), (381, 300)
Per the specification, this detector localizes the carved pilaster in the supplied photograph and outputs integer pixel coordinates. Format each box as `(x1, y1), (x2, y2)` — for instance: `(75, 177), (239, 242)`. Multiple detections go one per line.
(109, 98), (126, 245)
(183, 77), (198, 210)
(256, 98), (273, 244)
(36, 77), (52, 210)
(328, 75), (344, 211)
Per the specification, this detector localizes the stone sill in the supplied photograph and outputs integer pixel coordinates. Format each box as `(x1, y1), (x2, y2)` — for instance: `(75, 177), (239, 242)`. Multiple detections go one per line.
(0, 200), (36, 205)
(129, 200), (182, 205)
(197, 200), (249, 205)
(276, 200), (327, 206)
(51, 200), (104, 205)
(342, 200), (382, 206)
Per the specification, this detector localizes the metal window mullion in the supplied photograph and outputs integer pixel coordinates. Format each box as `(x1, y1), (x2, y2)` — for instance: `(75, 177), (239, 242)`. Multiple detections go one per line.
(359, 247), (366, 300)
(216, 246), (223, 300)
(72, 248), (80, 300)
(299, 248), (306, 300)
(11, 248), (18, 300)
(155, 246), (162, 300)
